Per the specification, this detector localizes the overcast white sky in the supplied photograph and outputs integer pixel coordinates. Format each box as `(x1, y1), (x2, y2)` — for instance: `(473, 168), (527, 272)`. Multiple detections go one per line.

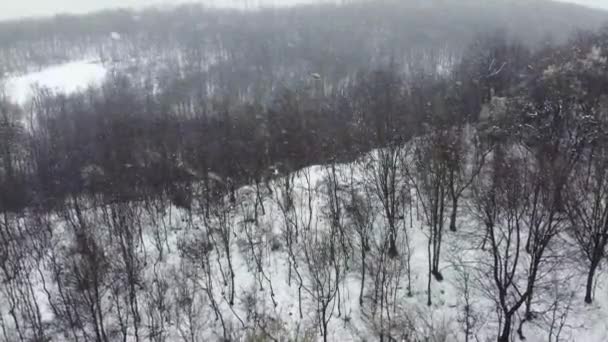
(557, 0), (608, 10)
(0, 0), (607, 21)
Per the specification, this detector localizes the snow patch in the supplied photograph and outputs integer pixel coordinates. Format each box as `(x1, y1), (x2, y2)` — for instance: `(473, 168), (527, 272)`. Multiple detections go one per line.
(4, 60), (107, 104)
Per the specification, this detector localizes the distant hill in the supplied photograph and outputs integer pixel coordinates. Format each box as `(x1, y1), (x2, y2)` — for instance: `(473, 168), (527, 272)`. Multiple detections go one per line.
(0, 0), (606, 77)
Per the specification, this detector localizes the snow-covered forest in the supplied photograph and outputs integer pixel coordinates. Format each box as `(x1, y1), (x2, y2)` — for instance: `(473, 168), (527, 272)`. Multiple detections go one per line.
(2, 0), (608, 341)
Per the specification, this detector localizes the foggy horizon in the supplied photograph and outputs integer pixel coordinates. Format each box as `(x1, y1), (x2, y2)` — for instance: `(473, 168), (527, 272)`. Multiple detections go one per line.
(1, 0), (608, 21)
(0, 0), (335, 21)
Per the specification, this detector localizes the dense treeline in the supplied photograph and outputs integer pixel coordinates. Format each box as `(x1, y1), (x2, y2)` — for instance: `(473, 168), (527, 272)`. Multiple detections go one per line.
(0, 28), (526, 212)
(0, 0), (606, 76)
(0, 25), (606, 210)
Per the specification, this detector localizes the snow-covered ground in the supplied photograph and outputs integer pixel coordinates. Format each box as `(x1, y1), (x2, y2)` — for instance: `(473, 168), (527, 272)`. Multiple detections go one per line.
(2, 151), (606, 341)
(161, 157), (607, 342)
(3, 60), (107, 104)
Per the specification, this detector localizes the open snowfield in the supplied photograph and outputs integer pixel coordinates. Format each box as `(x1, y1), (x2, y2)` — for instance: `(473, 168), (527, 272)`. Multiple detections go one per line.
(4, 60), (107, 104)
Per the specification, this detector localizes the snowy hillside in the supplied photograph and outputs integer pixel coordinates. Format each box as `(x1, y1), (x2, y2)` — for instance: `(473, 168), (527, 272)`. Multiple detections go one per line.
(2, 143), (607, 341)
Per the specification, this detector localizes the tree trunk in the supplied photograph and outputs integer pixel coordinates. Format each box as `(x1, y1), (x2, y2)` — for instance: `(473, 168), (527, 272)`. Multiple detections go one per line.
(322, 307), (328, 342)
(360, 242), (366, 306)
(585, 260), (599, 304)
(498, 315), (512, 342)
(427, 232), (432, 306)
(450, 195), (458, 232)
(388, 234), (398, 258)
(524, 261), (539, 319)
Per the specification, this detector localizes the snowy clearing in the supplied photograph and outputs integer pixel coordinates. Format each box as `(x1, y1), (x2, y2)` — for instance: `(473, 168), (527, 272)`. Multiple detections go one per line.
(4, 60), (107, 104)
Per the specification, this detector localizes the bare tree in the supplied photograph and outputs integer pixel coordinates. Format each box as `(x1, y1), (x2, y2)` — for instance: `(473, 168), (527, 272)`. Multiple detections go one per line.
(565, 134), (608, 304)
(470, 146), (530, 342)
(273, 170), (306, 318)
(101, 202), (144, 342)
(171, 259), (212, 342)
(452, 257), (481, 342)
(178, 226), (230, 341)
(445, 124), (489, 232)
(345, 161), (376, 306)
(238, 189), (277, 308)
(406, 129), (450, 307)
(58, 197), (111, 342)
(301, 228), (342, 342)
(323, 162), (352, 273)
(365, 144), (403, 258)
(515, 145), (569, 339)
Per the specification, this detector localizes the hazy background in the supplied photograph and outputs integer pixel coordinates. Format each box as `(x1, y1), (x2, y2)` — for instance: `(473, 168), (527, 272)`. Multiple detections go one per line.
(1, 0), (332, 20)
(2, 0), (607, 21)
